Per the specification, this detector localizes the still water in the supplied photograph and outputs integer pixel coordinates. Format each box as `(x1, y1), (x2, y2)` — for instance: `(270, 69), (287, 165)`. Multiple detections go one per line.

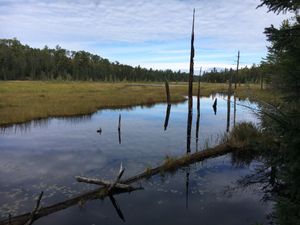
(0, 95), (270, 225)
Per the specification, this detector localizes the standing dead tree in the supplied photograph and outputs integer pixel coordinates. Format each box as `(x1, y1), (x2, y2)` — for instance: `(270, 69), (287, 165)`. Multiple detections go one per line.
(197, 67), (202, 112)
(234, 50), (240, 89)
(165, 80), (171, 105)
(187, 9), (195, 153)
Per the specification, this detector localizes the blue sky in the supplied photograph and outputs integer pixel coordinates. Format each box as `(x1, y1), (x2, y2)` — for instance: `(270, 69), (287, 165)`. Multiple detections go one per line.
(0, 0), (288, 71)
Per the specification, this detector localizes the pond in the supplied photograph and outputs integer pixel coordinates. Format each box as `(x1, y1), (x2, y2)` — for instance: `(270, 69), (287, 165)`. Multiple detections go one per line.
(0, 94), (271, 225)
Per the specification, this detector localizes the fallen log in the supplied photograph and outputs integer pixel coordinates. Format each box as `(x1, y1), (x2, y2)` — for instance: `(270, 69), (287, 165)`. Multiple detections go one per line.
(0, 143), (236, 225)
(75, 176), (141, 190)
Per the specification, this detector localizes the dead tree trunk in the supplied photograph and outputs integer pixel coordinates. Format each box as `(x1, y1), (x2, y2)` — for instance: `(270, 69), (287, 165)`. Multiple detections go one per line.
(187, 9), (195, 153)
(197, 67), (202, 112)
(165, 80), (171, 105)
(235, 51), (240, 90)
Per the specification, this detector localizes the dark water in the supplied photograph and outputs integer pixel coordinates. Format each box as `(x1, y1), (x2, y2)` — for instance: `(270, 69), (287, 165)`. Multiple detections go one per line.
(0, 95), (270, 225)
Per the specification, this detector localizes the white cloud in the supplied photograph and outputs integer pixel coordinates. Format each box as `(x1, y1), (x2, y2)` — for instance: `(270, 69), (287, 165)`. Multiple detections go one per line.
(0, 0), (290, 70)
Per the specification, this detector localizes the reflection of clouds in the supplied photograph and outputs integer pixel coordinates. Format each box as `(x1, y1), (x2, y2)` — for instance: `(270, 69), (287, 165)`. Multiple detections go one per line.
(0, 95), (263, 222)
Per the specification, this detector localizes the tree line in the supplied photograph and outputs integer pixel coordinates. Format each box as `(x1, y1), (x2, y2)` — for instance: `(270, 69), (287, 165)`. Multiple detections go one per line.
(0, 39), (189, 82)
(200, 65), (266, 84)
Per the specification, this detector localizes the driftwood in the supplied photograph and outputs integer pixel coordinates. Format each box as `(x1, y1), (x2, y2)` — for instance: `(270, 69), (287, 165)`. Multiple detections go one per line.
(108, 163), (125, 192)
(76, 163), (140, 222)
(0, 143), (236, 225)
(75, 177), (140, 191)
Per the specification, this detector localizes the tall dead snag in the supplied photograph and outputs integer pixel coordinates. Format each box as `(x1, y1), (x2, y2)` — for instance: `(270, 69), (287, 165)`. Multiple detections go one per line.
(235, 50), (240, 89)
(260, 73), (264, 90)
(227, 69), (232, 132)
(165, 80), (171, 105)
(187, 9), (195, 153)
(233, 94), (237, 127)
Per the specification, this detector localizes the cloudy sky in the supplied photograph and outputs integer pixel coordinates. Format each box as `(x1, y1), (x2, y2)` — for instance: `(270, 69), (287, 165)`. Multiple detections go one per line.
(0, 0), (288, 71)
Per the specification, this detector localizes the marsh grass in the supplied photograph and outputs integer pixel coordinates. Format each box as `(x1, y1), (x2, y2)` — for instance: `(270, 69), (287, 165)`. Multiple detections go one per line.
(0, 81), (279, 126)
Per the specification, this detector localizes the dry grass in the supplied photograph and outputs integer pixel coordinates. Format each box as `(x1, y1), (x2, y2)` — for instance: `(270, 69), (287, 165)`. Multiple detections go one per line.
(0, 81), (280, 126)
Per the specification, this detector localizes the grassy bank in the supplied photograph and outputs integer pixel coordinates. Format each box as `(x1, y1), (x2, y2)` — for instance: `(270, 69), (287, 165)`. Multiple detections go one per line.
(0, 81), (280, 126)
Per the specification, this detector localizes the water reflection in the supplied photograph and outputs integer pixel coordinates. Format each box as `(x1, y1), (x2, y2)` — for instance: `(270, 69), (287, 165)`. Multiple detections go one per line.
(164, 104), (171, 131)
(212, 98), (217, 115)
(226, 95), (231, 132)
(195, 112), (200, 152)
(118, 114), (122, 144)
(0, 94), (263, 225)
(185, 166), (190, 209)
(109, 195), (125, 222)
(186, 110), (192, 153)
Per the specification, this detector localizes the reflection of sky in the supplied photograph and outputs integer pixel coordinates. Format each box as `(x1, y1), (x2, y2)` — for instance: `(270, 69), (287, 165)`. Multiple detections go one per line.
(0, 95), (268, 224)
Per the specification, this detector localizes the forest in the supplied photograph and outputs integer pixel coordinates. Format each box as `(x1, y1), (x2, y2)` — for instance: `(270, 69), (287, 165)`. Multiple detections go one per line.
(0, 39), (189, 82)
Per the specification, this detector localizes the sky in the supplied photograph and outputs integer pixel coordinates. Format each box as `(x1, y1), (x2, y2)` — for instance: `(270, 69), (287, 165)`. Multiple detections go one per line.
(0, 0), (289, 72)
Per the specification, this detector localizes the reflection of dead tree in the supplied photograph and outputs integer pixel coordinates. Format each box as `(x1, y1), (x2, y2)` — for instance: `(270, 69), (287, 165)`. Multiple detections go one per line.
(77, 163), (140, 222)
(185, 166), (190, 209)
(118, 114), (121, 144)
(24, 191), (44, 225)
(1, 143), (239, 225)
(164, 104), (171, 131)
